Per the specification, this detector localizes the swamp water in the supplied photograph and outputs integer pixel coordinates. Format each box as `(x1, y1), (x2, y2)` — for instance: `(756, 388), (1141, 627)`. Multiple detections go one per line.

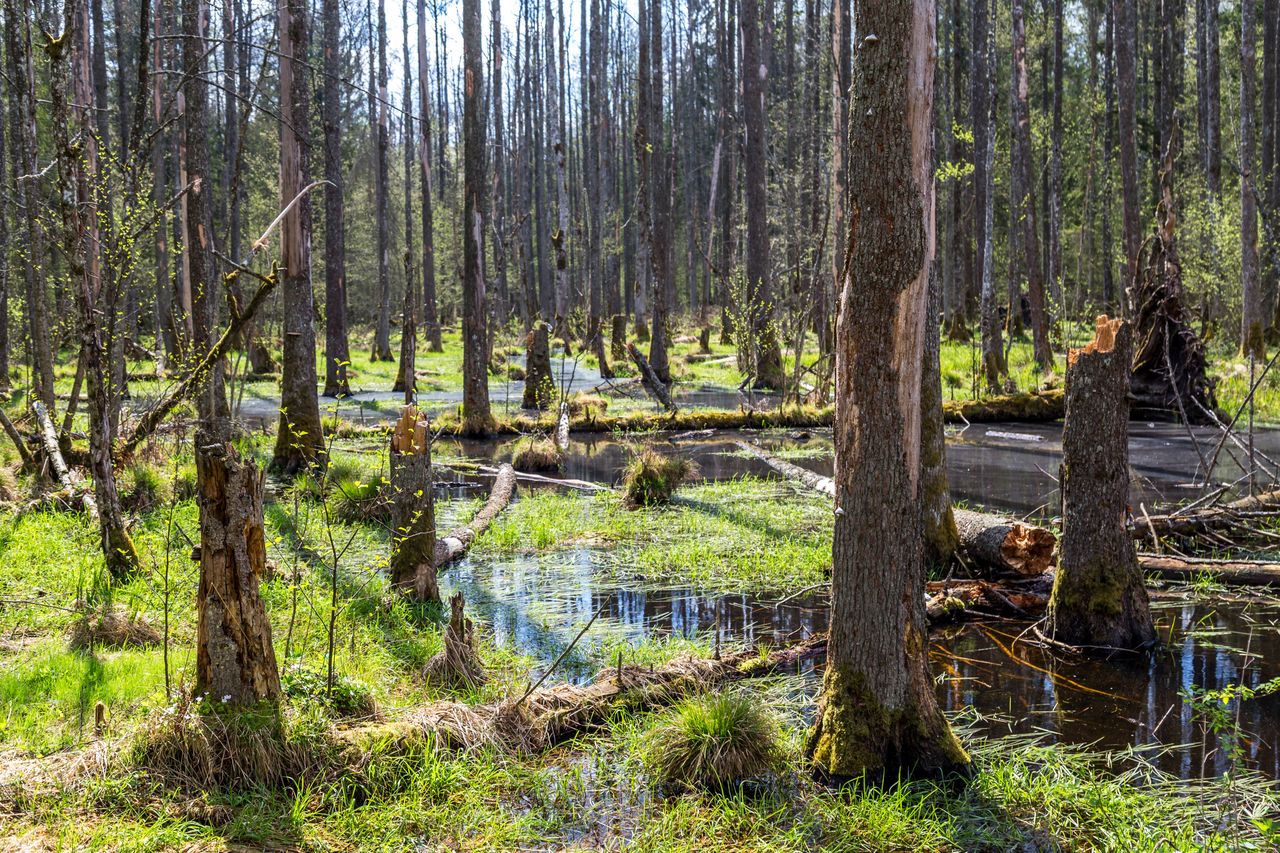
(431, 426), (1280, 781)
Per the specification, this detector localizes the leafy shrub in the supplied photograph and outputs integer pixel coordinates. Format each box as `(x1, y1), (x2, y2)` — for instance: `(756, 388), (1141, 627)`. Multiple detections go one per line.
(282, 664), (377, 719)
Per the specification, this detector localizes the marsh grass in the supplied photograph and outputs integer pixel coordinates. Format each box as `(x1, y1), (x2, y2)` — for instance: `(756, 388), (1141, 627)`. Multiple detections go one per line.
(509, 434), (564, 472)
(646, 690), (785, 792)
(623, 448), (697, 507)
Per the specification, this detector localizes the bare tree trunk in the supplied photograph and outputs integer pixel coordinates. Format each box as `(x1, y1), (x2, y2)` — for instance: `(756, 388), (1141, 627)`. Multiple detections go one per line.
(1047, 317), (1155, 651)
(740, 0), (785, 390)
(195, 436), (282, 703)
(522, 321), (553, 409)
(372, 0), (394, 363)
(491, 0), (509, 325)
(0, 82), (8, 396)
(272, 0), (326, 474)
(547, 0), (571, 335)
(1114, 0), (1142, 291)
(417, 0), (442, 351)
(462, 0), (493, 434)
(389, 407), (439, 603)
(978, 18), (1005, 389)
(805, 0), (968, 782)
(1241, 0), (1264, 358)
(1011, 0), (1051, 370)
(395, 0), (418, 398)
(923, 261), (959, 566)
(322, 0), (351, 396)
(150, 0), (175, 363)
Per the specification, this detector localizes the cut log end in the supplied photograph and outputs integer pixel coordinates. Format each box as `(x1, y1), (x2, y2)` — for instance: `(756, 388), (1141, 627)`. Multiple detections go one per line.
(1002, 524), (1057, 576)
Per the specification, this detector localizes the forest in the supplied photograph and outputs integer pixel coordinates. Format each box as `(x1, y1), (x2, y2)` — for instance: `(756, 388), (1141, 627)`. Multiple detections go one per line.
(0, 0), (1278, 846)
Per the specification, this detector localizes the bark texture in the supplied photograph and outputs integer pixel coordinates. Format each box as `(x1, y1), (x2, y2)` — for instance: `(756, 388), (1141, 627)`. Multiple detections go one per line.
(195, 437), (282, 704)
(389, 406), (439, 603)
(1048, 316), (1155, 651)
(806, 0), (968, 782)
(523, 321), (554, 409)
(462, 0), (493, 434)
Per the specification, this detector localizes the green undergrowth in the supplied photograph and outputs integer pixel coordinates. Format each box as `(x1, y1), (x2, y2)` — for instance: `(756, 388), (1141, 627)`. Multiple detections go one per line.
(476, 477), (833, 594)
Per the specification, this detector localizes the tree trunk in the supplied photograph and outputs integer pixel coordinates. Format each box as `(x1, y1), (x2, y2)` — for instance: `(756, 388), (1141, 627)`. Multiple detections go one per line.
(547, 0), (571, 335)
(922, 263), (959, 566)
(372, 0), (393, 363)
(1241, 0), (1264, 358)
(272, 0), (326, 474)
(1047, 316), (1155, 651)
(322, 0), (351, 397)
(389, 407), (439, 603)
(805, 0), (969, 782)
(462, 0), (493, 434)
(394, 0), (417, 399)
(523, 321), (554, 409)
(1114, 0), (1142, 289)
(0, 80), (8, 396)
(195, 437), (282, 704)
(417, 0), (442, 351)
(1011, 0), (1051, 370)
(977, 12), (1005, 389)
(627, 342), (676, 412)
(741, 0), (785, 390)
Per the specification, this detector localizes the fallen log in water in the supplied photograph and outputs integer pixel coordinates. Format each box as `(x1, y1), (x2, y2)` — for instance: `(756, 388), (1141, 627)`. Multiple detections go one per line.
(925, 577), (1052, 623)
(942, 389), (1064, 424)
(626, 343), (677, 412)
(340, 635), (827, 755)
(737, 441), (1056, 576)
(1138, 555), (1280, 587)
(434, 463), (517, 567)
(1136, 490), (1280, 539)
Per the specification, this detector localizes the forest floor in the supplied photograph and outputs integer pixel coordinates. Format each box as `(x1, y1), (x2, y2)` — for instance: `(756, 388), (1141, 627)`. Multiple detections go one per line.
(0, 322), (1277, 849)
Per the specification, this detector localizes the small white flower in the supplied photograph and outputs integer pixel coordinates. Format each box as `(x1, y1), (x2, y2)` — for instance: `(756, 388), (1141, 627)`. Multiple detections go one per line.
(221, 694), (231, 703)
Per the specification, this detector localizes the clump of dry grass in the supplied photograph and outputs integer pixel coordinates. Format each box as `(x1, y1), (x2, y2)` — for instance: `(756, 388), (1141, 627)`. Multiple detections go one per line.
(0, 465), (18, 504)
(566, 393), (609, 418)
(119, 461), (171, 513)
(645, 690), (784, 792)
(509, 435), (562, 472)
(622, 447), (696, 507)
(67, 607), (161, 650)
(333, 478), (391, 524)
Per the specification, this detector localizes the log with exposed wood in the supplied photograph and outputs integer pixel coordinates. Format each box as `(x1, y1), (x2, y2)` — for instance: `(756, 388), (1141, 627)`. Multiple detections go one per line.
(434, 463), (516, 566)
(737, 441), (1056, 576)
(32, 401), (97, 518)
(925, 576), (1051, 623)
(627, 342), (676, 412)
(1136, 489), (1280, 539)
(389, 405), (439, 603)
(1138, 555), (1280, 587)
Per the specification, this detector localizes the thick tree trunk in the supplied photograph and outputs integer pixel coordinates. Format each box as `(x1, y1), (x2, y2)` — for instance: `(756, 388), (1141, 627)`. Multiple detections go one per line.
(522, 321), (554, 409)
(1048, 316), (1155, 651)
(952, 509), (1055, 576)
(1114, 0), (1142, 289)
(389, 407), (439, 603)
(321, 0), (351, 397)
(195, 437), (282, 704)
(805, 0), (968, 782)
(1011, 0), (1051, 370)
(1240, 0), (1264, 358)
(462, 0), (493, 434)
(417, 0), (442, 351)
(272, 0), (326, 474)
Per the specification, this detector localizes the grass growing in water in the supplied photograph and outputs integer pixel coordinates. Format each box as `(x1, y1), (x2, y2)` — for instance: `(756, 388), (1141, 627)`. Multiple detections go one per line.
(509, 434), (564, 472)
(646, 690), (784, 792)
(623, 448), (697, 507)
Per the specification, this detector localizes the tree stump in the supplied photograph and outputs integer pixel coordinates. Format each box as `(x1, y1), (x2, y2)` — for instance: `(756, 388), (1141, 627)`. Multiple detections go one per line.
(195, 435), (282, 703)
(522, 321), (554, 410)
(1047, 316), (1155, 651)
(389, 406), (439, 603)
(423, 593), (486, 690)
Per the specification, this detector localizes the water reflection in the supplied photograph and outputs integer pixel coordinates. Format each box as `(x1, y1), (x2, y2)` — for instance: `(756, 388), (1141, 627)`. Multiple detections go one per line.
(443, 545), (1280, 781)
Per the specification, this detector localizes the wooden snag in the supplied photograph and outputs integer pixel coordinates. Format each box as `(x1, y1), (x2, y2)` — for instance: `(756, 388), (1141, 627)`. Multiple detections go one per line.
(423, 592), (486, 690)
(1047, 316), (1156, 651)
(522, 321), (554, 410)
(389, 405), (439, 603)
(626, 342), (676, 412)
(195, 435), (282, 703)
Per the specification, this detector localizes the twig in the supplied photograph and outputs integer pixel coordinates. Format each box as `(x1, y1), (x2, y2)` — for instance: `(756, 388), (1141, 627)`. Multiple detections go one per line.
(517, 602), (608, 705)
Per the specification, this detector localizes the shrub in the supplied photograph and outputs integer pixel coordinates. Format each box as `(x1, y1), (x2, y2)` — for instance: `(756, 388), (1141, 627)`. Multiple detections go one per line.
(510, 435), (562, 472)
(621, 447), (696, 507)
(282, 663), (377, 719)
(119, 462), (170, 513)
(646, 691), (784, 792)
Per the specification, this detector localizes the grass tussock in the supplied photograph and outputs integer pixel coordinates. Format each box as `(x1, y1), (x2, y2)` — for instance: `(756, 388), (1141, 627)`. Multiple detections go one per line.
(118, 462), (171, 513)
(0, 465), (18, 504)
(566, 393), (609, 418)
(332, 477), (391, 524)
(67, 606), (161, 650)
(510, 435), (563, 472)
(646, 690), (784, 792)
(623, 447), (697, 507)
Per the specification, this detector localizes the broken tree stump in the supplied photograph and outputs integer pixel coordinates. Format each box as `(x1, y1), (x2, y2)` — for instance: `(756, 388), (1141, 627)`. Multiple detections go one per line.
(194, 435), (282, 703)
(389, 406), (439, 603)
(422, 593), (486, 690)
(627, 342), (676, 412)
(434, 463), (517, 566)
(1047, 317), (1155, 651)
(522, 321), (554, 410)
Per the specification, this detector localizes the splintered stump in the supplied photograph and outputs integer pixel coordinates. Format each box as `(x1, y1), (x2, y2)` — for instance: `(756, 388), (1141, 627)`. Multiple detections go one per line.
(434, 463), (517, 566)
(423, 593), (486, 690)
(195, 436), (282, 703)
(389, 406), (439, 603)
(523, 321), (554, 410)
(627, 342), (677, 412)
(1048, 317), (1155, 651)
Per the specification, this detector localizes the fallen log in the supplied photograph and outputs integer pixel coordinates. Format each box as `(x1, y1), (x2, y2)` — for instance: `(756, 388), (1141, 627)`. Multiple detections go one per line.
(1137, 489), (1280, 539)
(1139, 555), (1280, 587)
(32, 401), (97, 518)
(627, 342), (677, 412)
(737, 441), (1056, 576)
(434, 463), (517, 566)
(476, 464), (607, 492)
(942, 389), (1064, 424)
(925, 577), (1052, 623)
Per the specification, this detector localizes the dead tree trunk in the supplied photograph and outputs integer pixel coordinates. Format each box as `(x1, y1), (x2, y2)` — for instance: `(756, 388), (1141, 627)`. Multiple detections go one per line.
(462, 0), (493, 434)
(389, 406), (439, 603)
(195, 436), (282, 703)
(522, 321), (554, 409)
(422, 593), (486, 689)
(627, 342), (676, 412)
(1047, 316), (1155, 651)
(434, 463), (516, 566)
